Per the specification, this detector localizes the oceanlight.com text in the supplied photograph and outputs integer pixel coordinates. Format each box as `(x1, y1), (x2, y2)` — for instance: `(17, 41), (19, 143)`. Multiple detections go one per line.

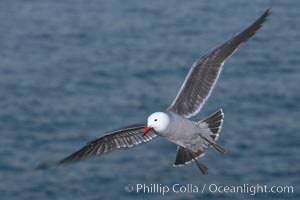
(124, 183), (294, 196)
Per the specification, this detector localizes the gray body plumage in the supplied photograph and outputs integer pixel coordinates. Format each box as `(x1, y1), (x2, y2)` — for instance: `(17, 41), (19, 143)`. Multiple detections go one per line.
(157, 110), (212, 152)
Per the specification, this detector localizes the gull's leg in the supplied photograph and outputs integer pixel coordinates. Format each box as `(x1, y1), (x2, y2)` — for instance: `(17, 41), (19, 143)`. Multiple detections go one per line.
(186, 149), (208, 175)
(200, 134), (226, 154)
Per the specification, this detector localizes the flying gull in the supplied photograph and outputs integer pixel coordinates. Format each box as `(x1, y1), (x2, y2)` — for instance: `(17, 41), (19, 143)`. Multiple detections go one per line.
(39, 9), (270, 175)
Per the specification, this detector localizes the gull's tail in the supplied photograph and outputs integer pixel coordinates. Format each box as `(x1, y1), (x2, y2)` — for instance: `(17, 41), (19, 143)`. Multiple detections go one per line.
(173, 146), (208, 175)
(200, 109), (226, 153)
(201, 109), (224, 142)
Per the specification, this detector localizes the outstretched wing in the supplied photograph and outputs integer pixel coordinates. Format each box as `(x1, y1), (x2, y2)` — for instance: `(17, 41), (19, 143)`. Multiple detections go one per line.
(168, 9), (270, 118)
(48, 125), (157, 166)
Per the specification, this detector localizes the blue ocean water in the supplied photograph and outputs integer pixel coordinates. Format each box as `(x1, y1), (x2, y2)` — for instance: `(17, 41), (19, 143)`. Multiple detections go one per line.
(0, 0), (299, 199)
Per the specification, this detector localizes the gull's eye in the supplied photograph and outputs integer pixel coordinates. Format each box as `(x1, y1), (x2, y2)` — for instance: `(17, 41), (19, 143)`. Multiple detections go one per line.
(154, 119), (157, 122)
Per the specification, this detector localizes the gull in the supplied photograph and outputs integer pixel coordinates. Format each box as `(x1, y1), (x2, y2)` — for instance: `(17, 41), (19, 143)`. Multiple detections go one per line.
(39, 9), (269, 175)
